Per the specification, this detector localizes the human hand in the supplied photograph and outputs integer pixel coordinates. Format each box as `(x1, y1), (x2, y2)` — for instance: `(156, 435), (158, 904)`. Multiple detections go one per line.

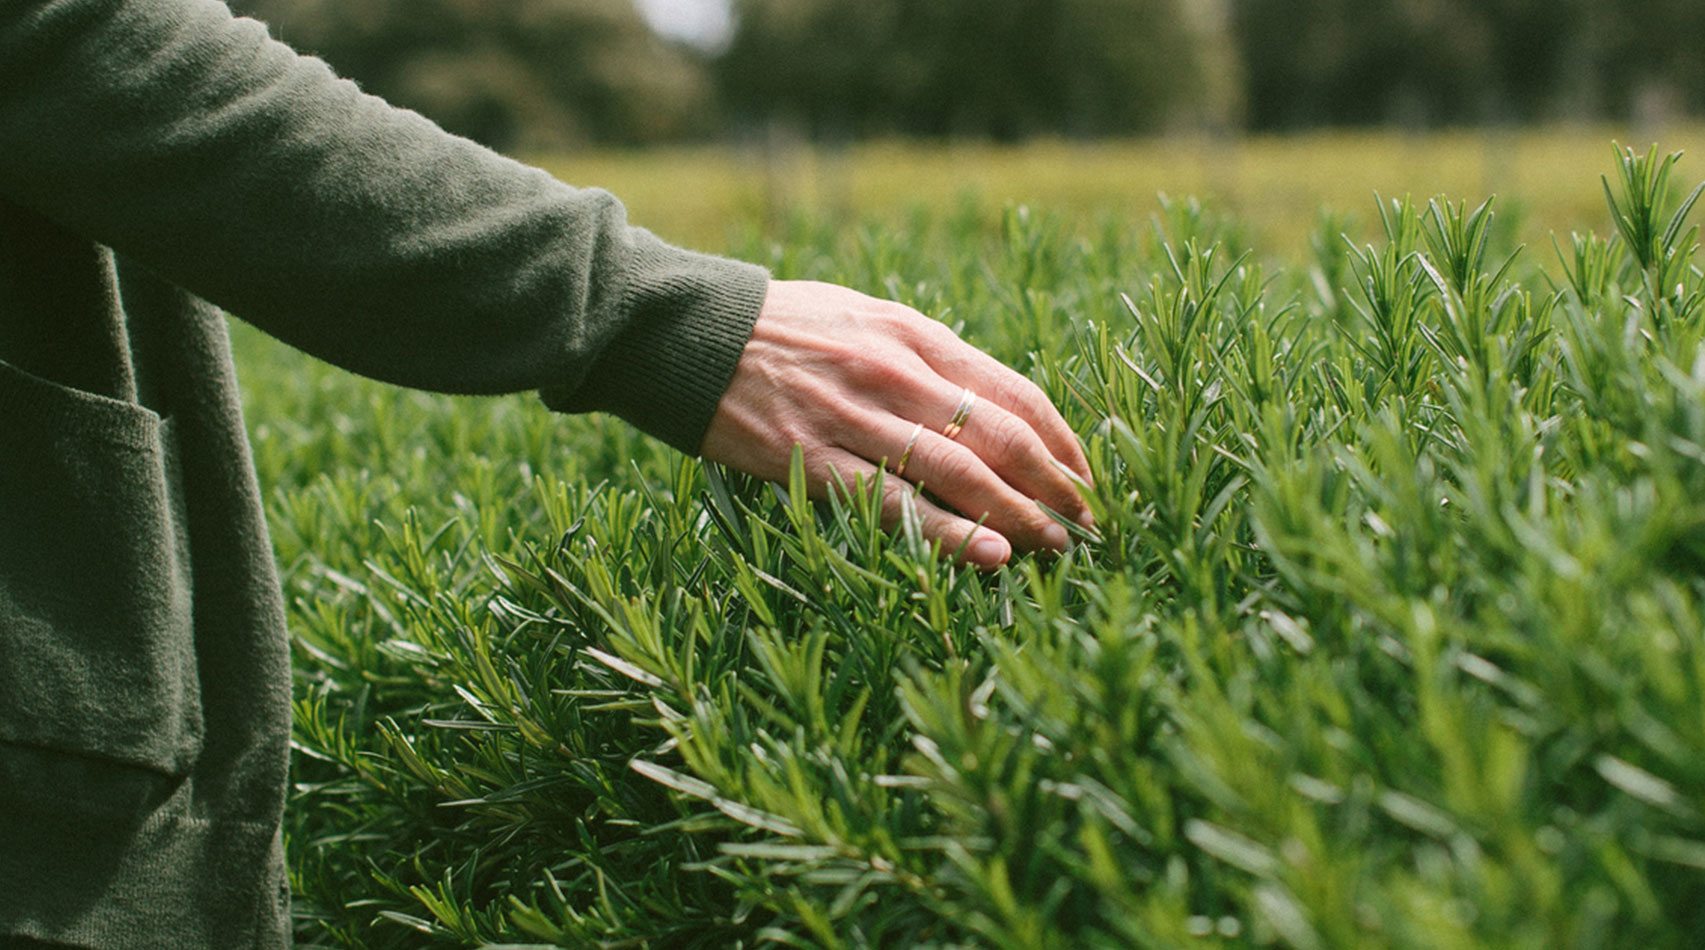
(701, 280), (1093, 569)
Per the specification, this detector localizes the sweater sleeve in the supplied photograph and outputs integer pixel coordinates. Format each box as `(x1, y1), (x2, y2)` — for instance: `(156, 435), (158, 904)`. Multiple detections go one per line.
(0, 0), (768, 454)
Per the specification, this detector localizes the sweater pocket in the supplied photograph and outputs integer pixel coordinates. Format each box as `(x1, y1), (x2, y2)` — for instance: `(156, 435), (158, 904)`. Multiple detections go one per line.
(0, 357), (202, 822)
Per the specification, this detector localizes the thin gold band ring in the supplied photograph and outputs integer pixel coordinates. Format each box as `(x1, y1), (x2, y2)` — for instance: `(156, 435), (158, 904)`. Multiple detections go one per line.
(942, 388), (977, 441)
(893, 422), (925, 478)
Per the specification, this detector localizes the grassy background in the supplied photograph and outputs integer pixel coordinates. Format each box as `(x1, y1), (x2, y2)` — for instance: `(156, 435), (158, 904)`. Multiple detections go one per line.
(248, 128), (1705, 946)
(529, 125), (1705, 253)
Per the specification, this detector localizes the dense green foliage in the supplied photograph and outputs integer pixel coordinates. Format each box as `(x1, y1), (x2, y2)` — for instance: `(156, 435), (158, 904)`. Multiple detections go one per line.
(269, 148), (1705, 946)
(229, 0), (711, 149)
(1234, 0), (1705, 129)
(716, 0), (1239, 139)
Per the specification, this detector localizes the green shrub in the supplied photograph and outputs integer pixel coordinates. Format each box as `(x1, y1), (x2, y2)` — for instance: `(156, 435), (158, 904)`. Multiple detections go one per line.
(271, 147), (1705, 947)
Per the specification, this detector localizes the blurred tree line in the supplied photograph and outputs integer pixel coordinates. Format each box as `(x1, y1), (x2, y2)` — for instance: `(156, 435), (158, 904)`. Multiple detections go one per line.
(1236, 0), (1705, 129)
(228, 0), (713, 149)
(233, 0), (1705, 150)
(715, 0), (1242, 140)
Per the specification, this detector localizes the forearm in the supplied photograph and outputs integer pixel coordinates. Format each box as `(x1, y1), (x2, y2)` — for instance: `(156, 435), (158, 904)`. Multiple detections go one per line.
(0, 0), (765, 451)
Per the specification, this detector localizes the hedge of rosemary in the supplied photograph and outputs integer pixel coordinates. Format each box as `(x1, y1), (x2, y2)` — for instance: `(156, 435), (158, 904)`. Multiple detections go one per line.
(265, 147), (1705, 947)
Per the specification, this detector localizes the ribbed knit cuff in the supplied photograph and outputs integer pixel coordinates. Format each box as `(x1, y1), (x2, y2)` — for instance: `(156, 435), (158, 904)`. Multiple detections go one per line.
(540, 230), (769, 455)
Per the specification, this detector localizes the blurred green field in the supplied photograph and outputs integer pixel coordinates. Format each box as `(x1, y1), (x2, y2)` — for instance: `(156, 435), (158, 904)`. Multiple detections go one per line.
(252, 132), (1705, 945)
(532, 124), (1705, 253)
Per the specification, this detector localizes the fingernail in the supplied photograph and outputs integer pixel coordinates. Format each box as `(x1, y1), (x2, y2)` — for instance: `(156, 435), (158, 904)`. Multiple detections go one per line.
(1077, 508), (1097, 530)
(968, 533), (1010, 566)
(1041, 523), (1069, 550)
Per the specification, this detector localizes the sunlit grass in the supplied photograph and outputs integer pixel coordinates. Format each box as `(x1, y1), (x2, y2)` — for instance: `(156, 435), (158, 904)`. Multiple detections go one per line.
(531, 124), (1705, 253)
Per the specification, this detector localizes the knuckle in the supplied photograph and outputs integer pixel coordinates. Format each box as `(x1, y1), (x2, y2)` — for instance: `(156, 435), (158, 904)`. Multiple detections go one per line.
(918, 510), (960, 543)
(924, 319), (963, 350)
(870, 359), (913, 391)
(843, 348), (908, 390)
(934, 450), (1001, 520)
(892, 306), (956, 352)
(926, 441), (979, 488)
(995, 372), (1045, 410)
(800, 446), (834, 475)
(879, 305), (920, 330)
(909, 318), (960, 356)
(885, 477), (922, 510)
(859, 301), (909, 334)
(880, 479), (921, 522)
(988, 415), (1038, 465)
(882, 300), (925, 325)
(834, 346), (875, 378)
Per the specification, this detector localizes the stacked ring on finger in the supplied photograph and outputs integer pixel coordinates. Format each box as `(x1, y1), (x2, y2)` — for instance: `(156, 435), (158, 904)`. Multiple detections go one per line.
(942, 388), (976, 441)
(892, 422), (925, 478)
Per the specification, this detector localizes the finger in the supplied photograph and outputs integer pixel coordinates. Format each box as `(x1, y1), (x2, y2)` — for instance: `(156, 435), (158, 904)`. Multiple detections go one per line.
(898, 373), (1091, 527)
(911, 322), (1093, 485)
(810, 447), (1011, 568)
(846, 413), (1069, 553)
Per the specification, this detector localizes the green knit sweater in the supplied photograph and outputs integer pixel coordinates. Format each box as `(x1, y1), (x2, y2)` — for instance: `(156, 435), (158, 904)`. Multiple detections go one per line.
(0, 0), (768, 945)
